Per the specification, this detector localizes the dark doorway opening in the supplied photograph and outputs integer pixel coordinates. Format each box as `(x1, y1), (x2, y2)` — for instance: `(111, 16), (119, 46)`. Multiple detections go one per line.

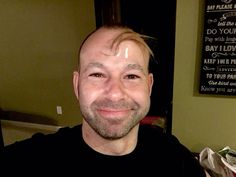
(94, 0), (176, 134)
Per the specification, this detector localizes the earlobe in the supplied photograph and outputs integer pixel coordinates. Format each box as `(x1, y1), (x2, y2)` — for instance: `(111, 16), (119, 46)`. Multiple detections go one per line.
(148, 73), (154, 96)
(73, 71), (80, 99)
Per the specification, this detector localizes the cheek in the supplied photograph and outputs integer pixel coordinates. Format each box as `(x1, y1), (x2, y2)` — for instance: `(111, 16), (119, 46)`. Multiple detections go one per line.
(78, 82), (101, 105)
(127, 86), (151, 103)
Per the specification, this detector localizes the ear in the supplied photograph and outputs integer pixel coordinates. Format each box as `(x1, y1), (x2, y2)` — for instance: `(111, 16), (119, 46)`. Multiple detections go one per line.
(148, 73), (154, 96)
(73, 71), (80, 99)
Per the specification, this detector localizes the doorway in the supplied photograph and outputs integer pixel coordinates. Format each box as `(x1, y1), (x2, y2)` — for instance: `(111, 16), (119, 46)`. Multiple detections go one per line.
(94, 0), (177, 134)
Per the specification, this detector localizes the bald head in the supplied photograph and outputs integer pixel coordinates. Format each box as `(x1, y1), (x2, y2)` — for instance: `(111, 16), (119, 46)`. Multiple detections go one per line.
(78, 25), (153, 70)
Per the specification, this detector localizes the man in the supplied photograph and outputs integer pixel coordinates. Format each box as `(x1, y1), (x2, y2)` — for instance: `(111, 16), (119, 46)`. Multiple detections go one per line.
(73, 25), (154, 155)
(1, 25), (206, 176)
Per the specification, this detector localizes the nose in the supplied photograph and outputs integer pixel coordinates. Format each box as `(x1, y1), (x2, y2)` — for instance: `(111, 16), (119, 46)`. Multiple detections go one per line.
(105, 78), (126, 101)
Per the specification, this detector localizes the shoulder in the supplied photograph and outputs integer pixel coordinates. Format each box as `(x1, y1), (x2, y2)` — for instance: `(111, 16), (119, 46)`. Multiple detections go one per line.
(138, 124), (180, 147)
(4, 124), (82, 151)
(138, 125), (206, 177)
(139, 124), (193, 155)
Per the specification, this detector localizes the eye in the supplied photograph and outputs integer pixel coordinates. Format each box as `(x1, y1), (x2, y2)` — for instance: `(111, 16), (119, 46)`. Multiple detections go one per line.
(89, 73), (105, 78)
(124, 74), (140, 80)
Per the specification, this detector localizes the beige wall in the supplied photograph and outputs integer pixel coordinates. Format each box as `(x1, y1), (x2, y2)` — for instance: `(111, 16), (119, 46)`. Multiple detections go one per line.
(0, 0), (96, 127)
(2, 0), (236, 152)
(172, 0), (236, 152)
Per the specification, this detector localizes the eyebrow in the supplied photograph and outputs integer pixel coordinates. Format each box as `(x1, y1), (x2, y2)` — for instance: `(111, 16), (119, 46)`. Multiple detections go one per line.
(126, 64), (145, 74)
(126, 64), (143, 70)
(83, 62), (145, 74)
(88, 62), (104, 68)
(83, 62), (104, 72)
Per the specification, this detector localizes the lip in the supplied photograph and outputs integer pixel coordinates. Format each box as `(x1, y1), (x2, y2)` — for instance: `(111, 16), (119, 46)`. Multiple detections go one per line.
(96, 108), (130, 118)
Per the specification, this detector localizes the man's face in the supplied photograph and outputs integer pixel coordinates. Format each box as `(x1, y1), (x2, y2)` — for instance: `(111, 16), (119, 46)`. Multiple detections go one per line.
(73, 28), (153, 139)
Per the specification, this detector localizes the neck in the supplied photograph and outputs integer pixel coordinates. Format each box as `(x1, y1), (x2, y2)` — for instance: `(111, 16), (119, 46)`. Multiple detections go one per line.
(82, 120), (139, 156)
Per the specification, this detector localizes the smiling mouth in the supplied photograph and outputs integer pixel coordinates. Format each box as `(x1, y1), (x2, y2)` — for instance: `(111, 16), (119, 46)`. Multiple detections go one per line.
(96, 108), (131, 118)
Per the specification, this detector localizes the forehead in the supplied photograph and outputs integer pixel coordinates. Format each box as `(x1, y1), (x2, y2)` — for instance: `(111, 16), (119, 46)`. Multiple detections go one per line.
(80, 28), (145, 57)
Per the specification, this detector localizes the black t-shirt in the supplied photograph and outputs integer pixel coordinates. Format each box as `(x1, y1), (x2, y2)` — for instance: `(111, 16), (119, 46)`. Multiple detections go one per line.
(1, 124), (206, 177)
